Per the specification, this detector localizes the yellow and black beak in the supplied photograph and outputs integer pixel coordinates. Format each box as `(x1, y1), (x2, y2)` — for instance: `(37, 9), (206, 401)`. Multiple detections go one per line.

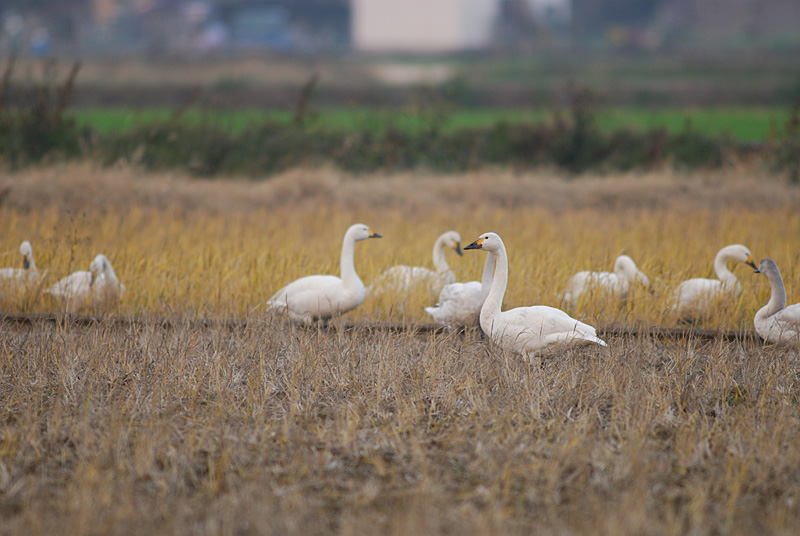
(22, 255), (30, 270)
(369, 231), (382, 239)
(454, 241), (463, 256)
(463, 238), (484, 251)
(746, 254), (758, 272)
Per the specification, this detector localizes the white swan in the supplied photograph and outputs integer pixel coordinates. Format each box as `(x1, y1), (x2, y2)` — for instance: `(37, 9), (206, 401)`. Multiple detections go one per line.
(267, 223), (381, 323)
(464, 232), (606, 357)
(671, 244), (757, 317)
(0, 241), (39, 284)
(46, 254), (125, 313)
(562, 254), (650, 310)
(425, 252), (495, 327)
(369, 230), (462, 298)
(753, 257), (800, 344)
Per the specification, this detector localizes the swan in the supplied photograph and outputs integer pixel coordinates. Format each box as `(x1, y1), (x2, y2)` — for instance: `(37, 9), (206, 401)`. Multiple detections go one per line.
(562, 254), (650, 310)
(464, 232), (606, 357)
(267, 223), (381, 323)
(0, 241), (39, 284)
(46, 254), (125, 313)
(425, 252), (495, 327)
(369, 230), (462, 298)
(753, 257), (800, 344)
(671, 244), (757, 317)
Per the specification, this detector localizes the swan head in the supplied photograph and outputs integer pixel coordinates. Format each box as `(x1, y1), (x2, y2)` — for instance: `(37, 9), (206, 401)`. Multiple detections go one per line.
(614, 255), (650, 286)
(89, 254), (113, 285)
(464, 232), (502, 253)
(754, 257), (780, 276)
(347, 223), (382, 242)
(441, 230), (463, 257)
(718, 244), (757, 270)
(20, 241), (33, 269)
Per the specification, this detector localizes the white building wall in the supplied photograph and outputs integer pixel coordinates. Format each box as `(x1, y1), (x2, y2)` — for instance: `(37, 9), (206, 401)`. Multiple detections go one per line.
(352, 0), (500, 53)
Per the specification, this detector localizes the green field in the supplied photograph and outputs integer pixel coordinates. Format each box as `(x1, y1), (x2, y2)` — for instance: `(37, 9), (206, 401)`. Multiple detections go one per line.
(71, 106), (793, 142)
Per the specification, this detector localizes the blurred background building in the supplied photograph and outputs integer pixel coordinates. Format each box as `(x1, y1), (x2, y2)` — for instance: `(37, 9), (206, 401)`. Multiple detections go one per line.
(1, 0), (799, 57)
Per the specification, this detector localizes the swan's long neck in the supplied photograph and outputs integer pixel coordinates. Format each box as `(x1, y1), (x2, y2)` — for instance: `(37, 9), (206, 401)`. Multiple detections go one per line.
(762, 266), (787, 318)
(104, 262), (119, 284)
(482, 244), (508, 322)
(432, 236), (450, 273)
(340, 233), (361, 289)
(480, 252), (495, 302)
(714, 251), (738, 288)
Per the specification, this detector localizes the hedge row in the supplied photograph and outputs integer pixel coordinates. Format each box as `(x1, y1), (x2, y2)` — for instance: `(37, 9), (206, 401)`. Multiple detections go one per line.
(1, 62), (798, 180)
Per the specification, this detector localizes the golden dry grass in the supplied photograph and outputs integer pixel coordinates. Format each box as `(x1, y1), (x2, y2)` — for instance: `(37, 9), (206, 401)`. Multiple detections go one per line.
(1, 163), (798, 328)
(2, 164), (800, 535)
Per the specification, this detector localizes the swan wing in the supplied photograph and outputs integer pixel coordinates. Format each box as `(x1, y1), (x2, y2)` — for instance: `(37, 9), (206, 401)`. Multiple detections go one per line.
(268, 275), (362, 321)
(370, 265), (453, 296)
(91, 273), (125, 306)
(489, 306), (606, 352)
(776, 303), (800, 324)
(47, 271), (91, 298)
(46, 271), (93, 312)
(672, 278), (731, 312)
(768, 303), (800, 342)
(426, 281), (482, 325)
(756, 303), (800, 343)
(564, 271), (623, 308)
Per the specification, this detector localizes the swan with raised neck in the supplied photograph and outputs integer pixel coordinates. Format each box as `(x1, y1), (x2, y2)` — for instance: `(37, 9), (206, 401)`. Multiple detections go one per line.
(563, 254), (650, 310)
(46, 253), (124, 313)
(464, 232), (606, 357)
(753, 257), (800, 344)
(671, 244), (757, 316)
(369, 230), (462, 298)
(268, 223), (381, 323)
(0, 240), (39, 283)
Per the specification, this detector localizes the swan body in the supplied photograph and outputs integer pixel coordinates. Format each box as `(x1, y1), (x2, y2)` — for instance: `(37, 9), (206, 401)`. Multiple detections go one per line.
(464, 232), (606, 357)
(0, 241), (39, 284)
(47, 254), (125, 313)
(563, 254), (650, 309)
(369, 231), (462, 298)
(672, 244), (757, 316)
(425, 252), (495, 327)
(753, 258), (800, 344)
(267, 223), (381, 323)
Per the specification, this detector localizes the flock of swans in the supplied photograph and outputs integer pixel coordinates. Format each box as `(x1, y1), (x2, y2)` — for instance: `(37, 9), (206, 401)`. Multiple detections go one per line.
(3, 225), (798, 356)
(0, 241), (125, 313)
(265, 224), (800, 357)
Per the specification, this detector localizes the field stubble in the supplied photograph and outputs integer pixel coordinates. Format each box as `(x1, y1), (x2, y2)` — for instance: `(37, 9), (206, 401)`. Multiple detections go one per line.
(1, 164), (800, 534)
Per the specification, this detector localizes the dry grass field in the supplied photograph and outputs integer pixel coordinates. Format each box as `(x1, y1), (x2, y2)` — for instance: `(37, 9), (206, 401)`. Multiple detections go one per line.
(2, 163), (800, 535)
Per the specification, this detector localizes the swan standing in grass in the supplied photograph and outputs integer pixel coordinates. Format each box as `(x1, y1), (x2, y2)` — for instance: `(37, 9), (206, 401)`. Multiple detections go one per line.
(464, 232), (606, 357)
(46, 254), (125, 313)
(671, 244), (757, 317)
(369, 230), (462, 298)
(753, 257), (800, 344)
(425, 252), (495, 327)
(0, 241), (39, 284)
(562, 255), (650, 310)
(267, 223), (381, 323)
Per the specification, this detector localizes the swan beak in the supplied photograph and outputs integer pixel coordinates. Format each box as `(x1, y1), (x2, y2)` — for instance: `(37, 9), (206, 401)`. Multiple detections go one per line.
(464, 238), (484, 250)
(745, 255), (757, 271)
(454, 241), (463, 256)
(23, 255), (30, 270)
(369, 231), (382, 239)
